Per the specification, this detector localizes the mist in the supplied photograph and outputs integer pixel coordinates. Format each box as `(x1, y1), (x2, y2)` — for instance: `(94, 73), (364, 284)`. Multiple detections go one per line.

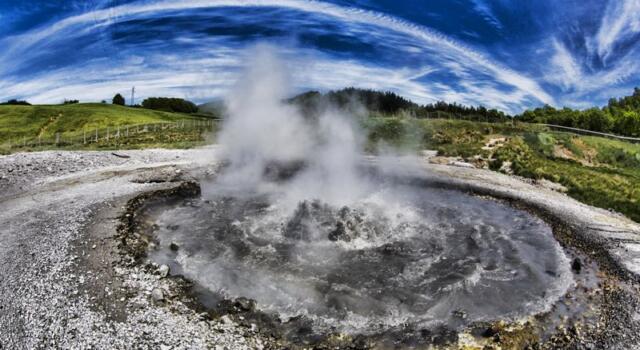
(212, 45), (373, 208)
(157, 45), (573, 334)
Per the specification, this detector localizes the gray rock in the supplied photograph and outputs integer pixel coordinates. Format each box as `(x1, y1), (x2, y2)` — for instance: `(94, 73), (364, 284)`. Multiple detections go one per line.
(158, 264), (170, 278)
(151, 288), (164, 302)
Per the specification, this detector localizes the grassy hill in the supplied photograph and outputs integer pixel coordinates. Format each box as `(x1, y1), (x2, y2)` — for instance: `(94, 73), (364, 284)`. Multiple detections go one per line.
(0, 103), (215, 153)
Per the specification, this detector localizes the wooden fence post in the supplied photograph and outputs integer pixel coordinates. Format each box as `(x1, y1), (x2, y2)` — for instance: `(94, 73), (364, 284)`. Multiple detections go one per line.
(55, 133), (60, 145)
(95, 128), (98, 142)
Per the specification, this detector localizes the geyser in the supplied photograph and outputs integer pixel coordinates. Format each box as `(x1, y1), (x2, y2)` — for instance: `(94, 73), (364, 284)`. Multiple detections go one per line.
(145, 45), (573, 337)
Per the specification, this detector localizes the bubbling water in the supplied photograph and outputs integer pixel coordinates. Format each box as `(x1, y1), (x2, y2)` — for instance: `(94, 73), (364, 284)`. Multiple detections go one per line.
(148, 175), (573, 334)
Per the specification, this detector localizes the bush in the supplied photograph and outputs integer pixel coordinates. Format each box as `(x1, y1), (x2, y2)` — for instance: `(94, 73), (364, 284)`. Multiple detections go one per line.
(112, 94), (126, 106)
(141, 97), (197, 114)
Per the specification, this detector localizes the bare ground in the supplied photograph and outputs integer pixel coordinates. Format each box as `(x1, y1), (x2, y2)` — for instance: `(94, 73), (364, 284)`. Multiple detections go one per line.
(1, 149), (640, 349)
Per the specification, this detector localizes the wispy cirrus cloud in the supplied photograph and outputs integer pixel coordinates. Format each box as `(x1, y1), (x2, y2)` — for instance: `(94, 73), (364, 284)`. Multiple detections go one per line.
(469, 0), (503, 31)
(3, 0), (640, 113)
(593, 0), (640, 63)
(0, 0), (553, 113)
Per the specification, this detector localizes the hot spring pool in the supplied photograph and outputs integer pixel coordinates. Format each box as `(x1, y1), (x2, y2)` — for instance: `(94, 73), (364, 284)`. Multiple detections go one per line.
(144, 175), (573, 335)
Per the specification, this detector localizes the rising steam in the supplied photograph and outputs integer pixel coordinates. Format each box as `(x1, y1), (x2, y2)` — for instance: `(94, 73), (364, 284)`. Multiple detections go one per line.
(169, 45), (575, 335)
(215, 45), (371, 207)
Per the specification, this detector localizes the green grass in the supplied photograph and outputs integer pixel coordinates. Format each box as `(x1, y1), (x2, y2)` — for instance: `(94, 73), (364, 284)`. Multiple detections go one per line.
(0, 103), (215, 153)
(363, 117), (640, 223)
(2, 106), (637, 223)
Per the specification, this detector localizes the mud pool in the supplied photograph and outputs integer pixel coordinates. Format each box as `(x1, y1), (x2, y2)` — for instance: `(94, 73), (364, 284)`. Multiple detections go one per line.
(143, 174), (574, 337)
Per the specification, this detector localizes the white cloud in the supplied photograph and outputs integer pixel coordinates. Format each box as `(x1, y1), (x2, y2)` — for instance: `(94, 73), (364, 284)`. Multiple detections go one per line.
(594, 0), (640, 62)
(469, 0), (503, 31)
(546, 39), (583, 90)
(0, 0), (554, 107)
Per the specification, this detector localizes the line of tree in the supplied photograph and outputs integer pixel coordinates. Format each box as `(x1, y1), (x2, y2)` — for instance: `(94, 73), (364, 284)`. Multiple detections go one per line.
(141, 97), (198, 113)
(515, 88), (640, 137)
(0, 99), (31, 106)
(289, 88), (509, 122)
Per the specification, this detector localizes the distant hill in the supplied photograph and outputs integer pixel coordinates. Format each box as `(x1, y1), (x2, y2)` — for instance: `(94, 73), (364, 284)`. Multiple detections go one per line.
(289, 88), (509, 122)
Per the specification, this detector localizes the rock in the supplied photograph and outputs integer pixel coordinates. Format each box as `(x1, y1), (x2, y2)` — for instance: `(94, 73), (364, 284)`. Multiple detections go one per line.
(452, 309), (467, 319)
(328, 221), (349, 242)
(220, 315), (233, 325)
(482, 326), (499, 338)
(234, 297), (256, 312)
(572, 258), (582, 274)
(451, 161), (476, 169)
(158, 264), (170, 278)
(428, 156), (451, 165)
(421, 150), (438, 159)
(499, 161), (513, 174)
(151, 288), (164, 302)
(537, 179), (568, 193)
(169, 242), (180, 251)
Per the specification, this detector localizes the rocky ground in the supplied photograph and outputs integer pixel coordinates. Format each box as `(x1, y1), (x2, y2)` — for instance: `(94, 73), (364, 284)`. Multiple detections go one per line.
(1, 149), (640, 349)
(0, 148), (267, 349)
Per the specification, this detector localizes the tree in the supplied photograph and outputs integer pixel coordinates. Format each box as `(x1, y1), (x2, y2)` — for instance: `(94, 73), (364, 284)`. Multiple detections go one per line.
(1, 99), (31, 106)
(112, 93), (125, 106)
(141, 97), (197, 113)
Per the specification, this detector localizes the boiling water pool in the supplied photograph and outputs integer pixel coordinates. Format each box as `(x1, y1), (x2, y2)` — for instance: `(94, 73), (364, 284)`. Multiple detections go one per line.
(147, 181), (573, 334)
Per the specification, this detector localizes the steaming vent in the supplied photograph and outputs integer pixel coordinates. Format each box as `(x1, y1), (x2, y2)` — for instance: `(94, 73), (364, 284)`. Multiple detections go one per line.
(146, 46), (573, 338)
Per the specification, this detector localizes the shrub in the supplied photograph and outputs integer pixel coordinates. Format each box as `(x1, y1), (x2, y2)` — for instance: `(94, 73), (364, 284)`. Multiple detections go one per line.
(112, 94), (126, 106)
(141, 97), (198, 113)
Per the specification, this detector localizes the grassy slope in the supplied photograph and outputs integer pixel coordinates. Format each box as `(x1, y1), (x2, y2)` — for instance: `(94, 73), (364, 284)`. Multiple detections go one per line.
(0, 103), (214, 152)
(2, 105), (637, 222)
(0, 103), (206, 139)
(365, 117), (640, 223)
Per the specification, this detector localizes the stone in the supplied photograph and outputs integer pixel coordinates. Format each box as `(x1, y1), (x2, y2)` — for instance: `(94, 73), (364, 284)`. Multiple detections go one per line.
(151, 288), (164, 302)
(451, 161), (476, 169)
(169, 242), (180, 251)
(572, 258), (582, 274)
(158, 264), (170, 278)
(328, 221), (348, 242)
(234, 297), (256, 312)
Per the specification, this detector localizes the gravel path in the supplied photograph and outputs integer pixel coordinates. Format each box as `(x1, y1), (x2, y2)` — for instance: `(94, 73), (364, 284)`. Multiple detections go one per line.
(1, 149), (640, 349)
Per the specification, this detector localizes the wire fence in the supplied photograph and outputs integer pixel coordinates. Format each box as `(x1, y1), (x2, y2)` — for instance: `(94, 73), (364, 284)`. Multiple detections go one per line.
(4, 119), (216, 151)
(540, 124), (640, 144)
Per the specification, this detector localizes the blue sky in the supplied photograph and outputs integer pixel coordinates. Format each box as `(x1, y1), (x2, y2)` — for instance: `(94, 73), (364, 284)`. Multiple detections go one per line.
(1, 0), (639, 113)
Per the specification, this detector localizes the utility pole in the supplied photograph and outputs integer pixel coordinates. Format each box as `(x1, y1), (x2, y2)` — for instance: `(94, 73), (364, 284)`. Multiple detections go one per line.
(131, 86), (135, 106)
